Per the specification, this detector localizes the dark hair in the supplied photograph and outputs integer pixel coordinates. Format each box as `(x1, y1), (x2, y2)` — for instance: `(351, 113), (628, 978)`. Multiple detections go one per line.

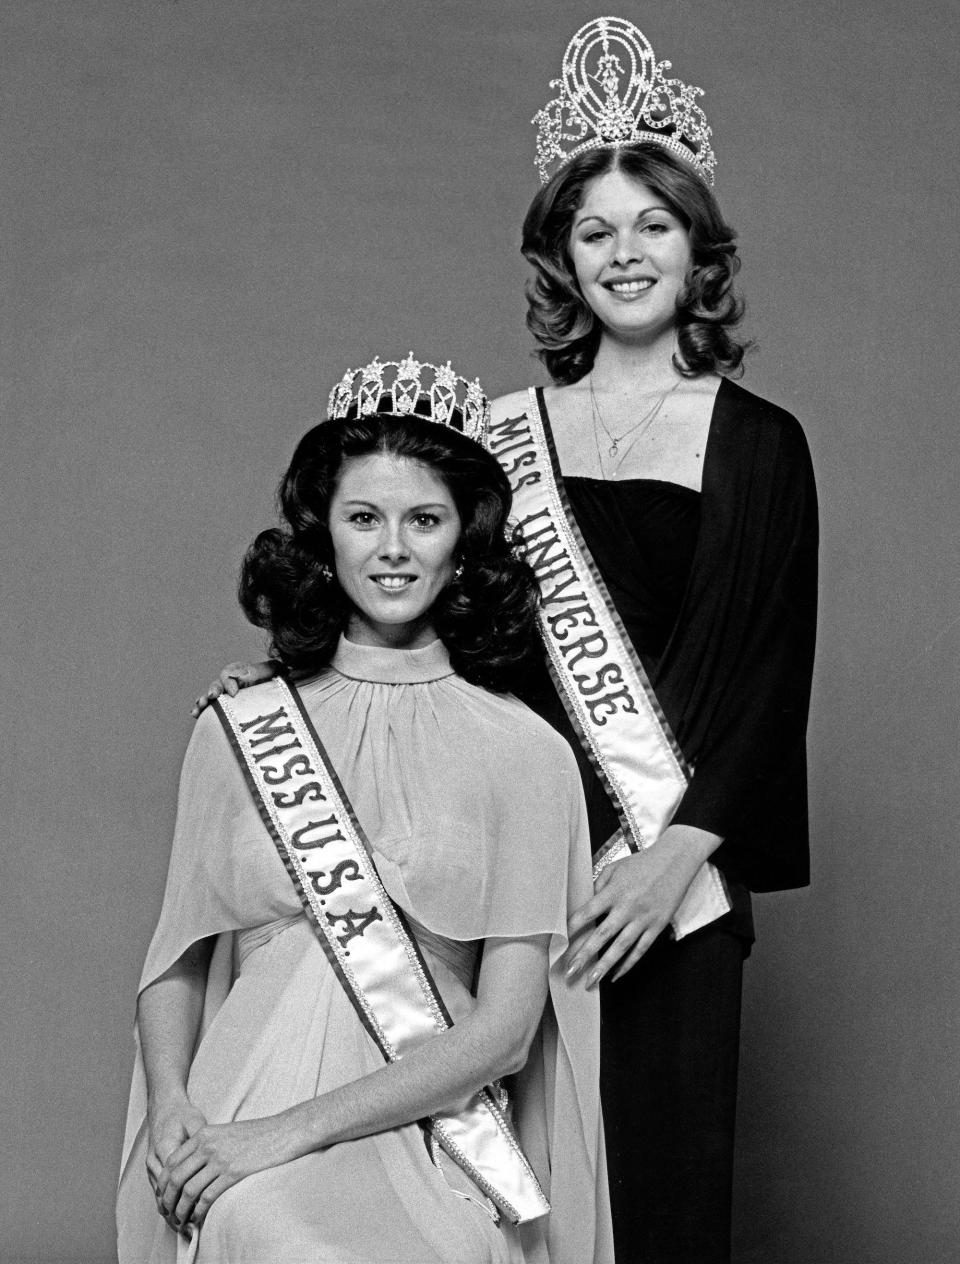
(239, 413), (541, 692)
(521, 143), (749, 385)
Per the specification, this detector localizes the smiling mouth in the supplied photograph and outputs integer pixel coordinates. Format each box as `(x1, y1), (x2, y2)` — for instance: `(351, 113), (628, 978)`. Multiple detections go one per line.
(605, 278), (655, 295)
(370, 575), (416, 590)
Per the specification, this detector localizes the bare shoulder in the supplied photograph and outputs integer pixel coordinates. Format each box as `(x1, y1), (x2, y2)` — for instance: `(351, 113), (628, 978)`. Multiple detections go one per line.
(541, 382), (586, 422)
(489, 384), (588, 430)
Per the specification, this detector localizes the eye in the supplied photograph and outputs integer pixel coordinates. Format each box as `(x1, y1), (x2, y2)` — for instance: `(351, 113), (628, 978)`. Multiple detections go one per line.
(582, 229), (610, 243)
(348, 511), (377, 527)
(642, 221), (670, 235)
(411, 513), (441, 529)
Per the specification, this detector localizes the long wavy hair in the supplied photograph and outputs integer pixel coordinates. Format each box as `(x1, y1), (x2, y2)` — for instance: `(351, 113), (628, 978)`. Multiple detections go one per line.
(521, 143), (749, 385)
(239, 413), (541, 691)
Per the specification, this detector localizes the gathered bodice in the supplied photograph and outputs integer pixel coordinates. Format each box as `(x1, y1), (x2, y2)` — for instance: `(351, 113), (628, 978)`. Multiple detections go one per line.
(563, 477), (701, 671)
(140, 634), (587, 994)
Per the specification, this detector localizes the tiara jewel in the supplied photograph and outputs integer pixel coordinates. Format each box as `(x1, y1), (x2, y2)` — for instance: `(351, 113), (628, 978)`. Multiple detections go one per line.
(327, 354), (490, 445)
(533, 16), (716, 186)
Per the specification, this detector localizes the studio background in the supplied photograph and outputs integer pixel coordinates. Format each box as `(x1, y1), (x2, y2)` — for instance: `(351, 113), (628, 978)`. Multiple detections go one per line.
(2, 2), (957, 1261)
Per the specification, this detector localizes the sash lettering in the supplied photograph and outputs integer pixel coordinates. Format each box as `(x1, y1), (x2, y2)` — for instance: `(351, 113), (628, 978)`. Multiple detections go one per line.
(487, 410), (543, 490)
(215, 681), (549, 1226)
(488, 395), (731, 939)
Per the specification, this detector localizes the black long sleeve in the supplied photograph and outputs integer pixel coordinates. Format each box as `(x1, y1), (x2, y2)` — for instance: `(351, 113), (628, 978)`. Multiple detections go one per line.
(655, 382), (818, 889)
(517, 379), (818, 895)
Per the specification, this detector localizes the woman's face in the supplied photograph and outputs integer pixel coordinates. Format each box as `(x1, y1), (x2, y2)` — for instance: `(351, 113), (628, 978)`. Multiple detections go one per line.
(328, 452), (462, 649)
(568, 168), (692, 344)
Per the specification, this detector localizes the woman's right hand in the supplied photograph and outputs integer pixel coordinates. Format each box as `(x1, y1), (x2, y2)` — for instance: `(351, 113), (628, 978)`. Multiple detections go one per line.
(147, 1097), (208, 1234)
(191, 661), (278, 717)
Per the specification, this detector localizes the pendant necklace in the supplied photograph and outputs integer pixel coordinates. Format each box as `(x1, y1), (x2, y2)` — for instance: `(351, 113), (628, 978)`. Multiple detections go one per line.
(589, 374), (682, 477)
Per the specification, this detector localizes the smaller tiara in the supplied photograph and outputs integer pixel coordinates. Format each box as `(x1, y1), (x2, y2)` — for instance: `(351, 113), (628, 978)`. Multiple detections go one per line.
(326, 353), (490, 446)
(533, 16), (715, 186)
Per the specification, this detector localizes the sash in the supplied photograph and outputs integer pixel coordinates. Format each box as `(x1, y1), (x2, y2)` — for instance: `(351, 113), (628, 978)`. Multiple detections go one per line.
(213, 678), (549, 1226)
(487, 389), (730, 938)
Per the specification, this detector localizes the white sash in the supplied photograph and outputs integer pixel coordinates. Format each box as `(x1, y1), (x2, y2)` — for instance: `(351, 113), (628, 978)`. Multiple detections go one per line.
(214, 678), (549, 1226)
(488, 390), (730, 938)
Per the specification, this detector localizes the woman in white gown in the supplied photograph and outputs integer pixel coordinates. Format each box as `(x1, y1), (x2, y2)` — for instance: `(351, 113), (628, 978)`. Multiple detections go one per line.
(116, 356), (612, 1264)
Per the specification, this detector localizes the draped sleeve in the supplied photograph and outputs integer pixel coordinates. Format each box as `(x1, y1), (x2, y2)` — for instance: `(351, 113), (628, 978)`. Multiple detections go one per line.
(138, 707), (300, 993)
(657, 382), (819, 889)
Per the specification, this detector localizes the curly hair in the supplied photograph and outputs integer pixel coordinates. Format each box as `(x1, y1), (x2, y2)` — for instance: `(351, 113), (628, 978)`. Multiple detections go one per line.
(521, 143), (749, 385)
(239, 413), (542, 692)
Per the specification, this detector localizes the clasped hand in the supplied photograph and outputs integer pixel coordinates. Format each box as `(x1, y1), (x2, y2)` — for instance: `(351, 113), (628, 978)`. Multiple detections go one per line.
(564, 825), (718, 986)
(150, 1111), (291, 1234)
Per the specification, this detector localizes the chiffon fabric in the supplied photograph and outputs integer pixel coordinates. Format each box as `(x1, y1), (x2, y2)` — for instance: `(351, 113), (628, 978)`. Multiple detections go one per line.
(117, 636), (612, 1264)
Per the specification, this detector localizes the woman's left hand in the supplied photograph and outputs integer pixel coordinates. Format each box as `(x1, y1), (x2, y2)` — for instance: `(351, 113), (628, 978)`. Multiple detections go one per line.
(157, 1115), (294, 1230)
(564, 824), (720, 987)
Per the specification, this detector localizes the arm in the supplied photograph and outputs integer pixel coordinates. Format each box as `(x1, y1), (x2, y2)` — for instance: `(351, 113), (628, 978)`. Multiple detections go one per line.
(139, 940), (213, 1229)
(566, 413), (818, 983)
(664, 407), (818, 851)
(565, 823), (721, 985)
(158, 933), (550, 1226)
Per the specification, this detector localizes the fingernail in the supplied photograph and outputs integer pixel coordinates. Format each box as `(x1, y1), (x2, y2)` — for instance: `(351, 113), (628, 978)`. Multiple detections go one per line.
(586, 969), (601, 988)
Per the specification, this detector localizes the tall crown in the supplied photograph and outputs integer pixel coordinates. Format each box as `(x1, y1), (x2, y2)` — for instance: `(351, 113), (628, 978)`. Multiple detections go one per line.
(533, 16), (715, 186)
(326, 353), (490, 446)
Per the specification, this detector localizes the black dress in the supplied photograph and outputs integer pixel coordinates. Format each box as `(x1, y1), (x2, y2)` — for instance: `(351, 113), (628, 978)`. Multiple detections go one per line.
(516, 378), (819, 1263)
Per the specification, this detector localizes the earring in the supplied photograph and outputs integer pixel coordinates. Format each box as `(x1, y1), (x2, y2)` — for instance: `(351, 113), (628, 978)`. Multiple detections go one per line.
(319, 562), (333, 582)
(453, 562), (465, 582)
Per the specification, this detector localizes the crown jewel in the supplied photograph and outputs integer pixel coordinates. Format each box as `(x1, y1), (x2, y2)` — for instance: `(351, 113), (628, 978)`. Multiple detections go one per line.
(327, 354), (490, 445)
(533, 16), (715, 186)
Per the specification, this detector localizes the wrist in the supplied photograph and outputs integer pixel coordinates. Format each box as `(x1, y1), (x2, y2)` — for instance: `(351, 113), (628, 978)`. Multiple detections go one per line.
(147, 1082), (191, 1117)
(274, 1100), (324, 1164)
(270, 1102), (318, 1157)
(660, 823), (721, 867)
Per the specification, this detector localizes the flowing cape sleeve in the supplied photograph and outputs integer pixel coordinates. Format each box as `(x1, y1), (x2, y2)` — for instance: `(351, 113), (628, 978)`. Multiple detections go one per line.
(138, 708), (298, 995)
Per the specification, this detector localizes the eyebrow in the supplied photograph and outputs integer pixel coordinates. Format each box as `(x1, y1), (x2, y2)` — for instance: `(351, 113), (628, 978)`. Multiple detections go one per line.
(338, 499), (452, 511)
(573, 204), (674, 228)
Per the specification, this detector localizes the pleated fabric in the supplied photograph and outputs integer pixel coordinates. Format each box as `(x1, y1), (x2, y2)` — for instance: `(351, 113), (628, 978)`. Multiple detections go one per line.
(117, 636), (612, 1264)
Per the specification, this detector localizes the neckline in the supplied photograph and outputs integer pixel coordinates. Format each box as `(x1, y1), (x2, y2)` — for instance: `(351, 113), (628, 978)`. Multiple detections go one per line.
(534, 376), (730, 494)
(330, 634), (454, 684)
(563, 474), (700, 496)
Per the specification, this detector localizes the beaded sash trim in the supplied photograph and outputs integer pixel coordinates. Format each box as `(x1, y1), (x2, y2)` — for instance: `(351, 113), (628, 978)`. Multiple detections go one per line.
(487, 391), (729, 938)
(214, 679), (549, 1225)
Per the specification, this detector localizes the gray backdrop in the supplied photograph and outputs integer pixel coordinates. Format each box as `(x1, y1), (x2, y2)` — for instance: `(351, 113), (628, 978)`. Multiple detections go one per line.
(3, 2), (958, 1261)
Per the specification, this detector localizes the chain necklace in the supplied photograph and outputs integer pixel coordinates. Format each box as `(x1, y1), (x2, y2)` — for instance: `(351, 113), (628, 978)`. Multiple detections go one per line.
(589, 374), (682, 477)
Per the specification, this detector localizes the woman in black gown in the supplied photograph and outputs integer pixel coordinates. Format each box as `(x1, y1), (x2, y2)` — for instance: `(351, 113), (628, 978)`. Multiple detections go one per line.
(196, 18), (818, 1263)
(486, 19), (818, 1260)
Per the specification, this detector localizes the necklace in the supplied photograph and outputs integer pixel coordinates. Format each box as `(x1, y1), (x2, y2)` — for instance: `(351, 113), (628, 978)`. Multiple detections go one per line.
(589, 374), (682, 476)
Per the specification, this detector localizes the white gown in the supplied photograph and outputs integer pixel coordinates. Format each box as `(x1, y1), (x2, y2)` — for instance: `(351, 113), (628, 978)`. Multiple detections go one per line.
(117, 637), (613, 1263)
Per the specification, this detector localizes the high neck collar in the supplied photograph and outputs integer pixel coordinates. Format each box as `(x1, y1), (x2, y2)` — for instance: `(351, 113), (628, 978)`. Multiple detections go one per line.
(330, 635), (454, 684)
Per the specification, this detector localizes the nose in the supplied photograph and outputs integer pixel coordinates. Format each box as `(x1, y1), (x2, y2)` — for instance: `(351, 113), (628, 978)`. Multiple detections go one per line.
(610, 229), (644, 268)
(377, 520), (409, 563)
